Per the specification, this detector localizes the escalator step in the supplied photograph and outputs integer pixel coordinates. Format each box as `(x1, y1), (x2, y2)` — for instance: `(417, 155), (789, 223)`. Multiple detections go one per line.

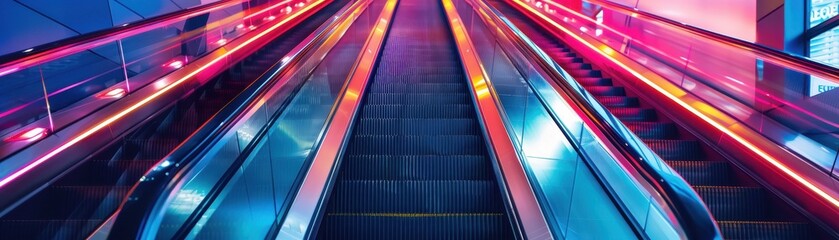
(317, 214), (510, 240)
(587, 86), (626, 96)
(355, 118), (479, 135)
(369, 83), (468, 93)
(694, 186), (768, 220)
(552, 56), (584, 63)
(360, 104), (475, 119)
(625, 122), (677, 139)
(567, 69), (602, 78)
(575, 77), (612, 86)
(326, 180), (503, 213)
(644, 139), (703, 160)
(666, 161), (733, 186)
(366, 93), (471, 105)
(596, 96), (639, 107)
(370, 73), (466, 84)
(565, 62), (592, 70)
(718, 221), (811, 239)
(347, 135), (485, 155)
(340, 155), (492, 180)
(376, 66), (462, 76)
(607, 107), (657, 121)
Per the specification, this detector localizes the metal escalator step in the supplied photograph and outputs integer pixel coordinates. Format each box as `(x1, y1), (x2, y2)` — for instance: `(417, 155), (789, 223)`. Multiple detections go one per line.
(666, 161), (733, 186)
(317, 214), (510, 240)
(340, 155), (492, 180)
(625, 122), (677, 139)
(587, 86), (626, 96)
(360, 104), (475, 119)
(596, 96), (639, 107)
(607, 107), (657, 122)
(347, 135), (485, 155)
(694, 186), (769, 221)
(564, 62), (592, 70)
(368, 83), (467, 93)
(644, 139), (703, 160)
(574, 77), (612, 86)
(326, 180), (503, 213)
(372, 73), (466, 83)
(718, 221), (812, 239)
(366, 93), (471, 105)
(355, 118), (479, 135)
(567, 68), (602, 77)
(552, 56), (584, 63)
(376, 67), (462, 76)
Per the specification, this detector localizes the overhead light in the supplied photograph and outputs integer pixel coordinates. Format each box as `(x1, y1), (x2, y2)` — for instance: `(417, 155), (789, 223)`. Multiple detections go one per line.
(216, 38), (228, 45)
(22, 48), (34, 53)
(237, 23), (246, 29)
(6, 127), (48, 142)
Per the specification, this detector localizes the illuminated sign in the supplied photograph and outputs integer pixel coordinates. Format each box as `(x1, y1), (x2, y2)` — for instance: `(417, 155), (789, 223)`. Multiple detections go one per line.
(811, 5), (838, 24)
(809, 76), (839, 97)
(811, 0), (839, 27)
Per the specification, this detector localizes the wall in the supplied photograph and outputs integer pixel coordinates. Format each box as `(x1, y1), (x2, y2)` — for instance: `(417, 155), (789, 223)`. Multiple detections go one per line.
(0, 0), (219, 56)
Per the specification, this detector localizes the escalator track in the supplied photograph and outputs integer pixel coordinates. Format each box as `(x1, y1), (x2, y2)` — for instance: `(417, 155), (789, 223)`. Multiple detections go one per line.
(315, 0), (515, 238)
(490, 1), (831, 238)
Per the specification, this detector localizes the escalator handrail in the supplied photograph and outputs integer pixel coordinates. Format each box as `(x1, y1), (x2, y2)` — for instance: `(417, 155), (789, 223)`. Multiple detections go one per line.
(582, 0), (839, 84)
(472, 0), (722, 238)
(0, 0), (241, 74)
(103, 1), (363, 238)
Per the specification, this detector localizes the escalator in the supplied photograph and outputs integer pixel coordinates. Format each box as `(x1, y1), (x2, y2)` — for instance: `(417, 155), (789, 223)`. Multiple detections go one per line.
(0, 1), (348, 238)
(489, 1), (830, 239)
(315, 0), (515, 238)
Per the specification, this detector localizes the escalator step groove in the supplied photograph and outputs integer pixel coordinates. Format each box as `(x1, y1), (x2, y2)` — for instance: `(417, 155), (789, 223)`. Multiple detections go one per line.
(367, 93), (471, 105)
(694, 186), (768, 220)
(360, 104), (476, 119)
(625, 122), (677, 139)
(317, 214), (510, 240)
(606, 107), (658, 121)
(717, 221), (812, 239)
(347, 135), (486, 155)
(644, 139), (703, 160)
(666, 161), (733, 186)
(340, 155), (492, 180)
(326, 180), (504, 213)
(355, 118), (479, 135)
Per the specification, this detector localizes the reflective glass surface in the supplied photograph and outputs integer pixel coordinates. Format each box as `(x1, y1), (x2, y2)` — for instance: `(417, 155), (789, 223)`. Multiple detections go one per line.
(0, 0), (304, 147)
(516, 0), (839, 179)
